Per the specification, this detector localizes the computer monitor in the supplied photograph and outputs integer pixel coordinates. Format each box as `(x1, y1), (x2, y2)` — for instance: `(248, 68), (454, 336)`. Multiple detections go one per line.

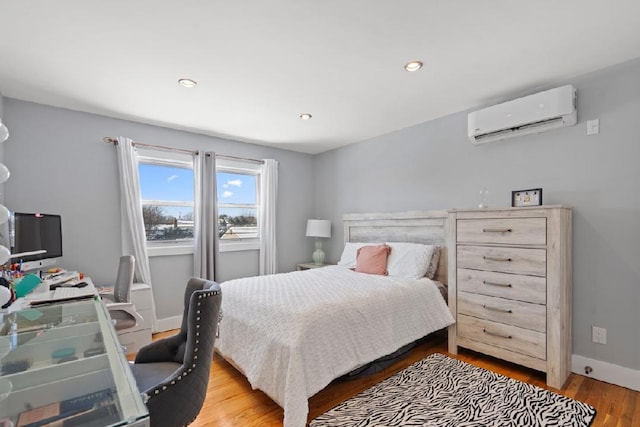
(8, 212), (63, 271)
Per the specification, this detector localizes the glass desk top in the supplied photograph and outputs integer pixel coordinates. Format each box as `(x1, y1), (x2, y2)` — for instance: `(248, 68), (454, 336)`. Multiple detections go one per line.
(0, 297), (148, 426)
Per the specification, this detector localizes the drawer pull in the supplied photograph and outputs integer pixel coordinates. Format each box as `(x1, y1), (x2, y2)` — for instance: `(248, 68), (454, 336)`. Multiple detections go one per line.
(483, 256), (512, 262)
(483, 305), (513, 314)
(482, 228), (513, 233)
(482, 280), (512, 288)
(483, 329), (512, 339)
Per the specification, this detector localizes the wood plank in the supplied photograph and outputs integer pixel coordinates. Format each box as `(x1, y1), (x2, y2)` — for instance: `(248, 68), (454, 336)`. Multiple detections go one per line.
(457, 267), (546, 304)
(458, 291), (546, 332)
(457, 245), (547, 277)
(447, 211), (458, 354)
(457, 217), (546, 245)
(341, 209), (449, 284)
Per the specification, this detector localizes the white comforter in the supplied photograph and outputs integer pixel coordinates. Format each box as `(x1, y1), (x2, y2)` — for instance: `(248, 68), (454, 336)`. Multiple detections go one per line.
(215, 266), (455, 427)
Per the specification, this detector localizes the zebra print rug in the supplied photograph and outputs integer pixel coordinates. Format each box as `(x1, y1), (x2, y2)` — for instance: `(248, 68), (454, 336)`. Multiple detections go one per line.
(310, 353), (596, 427)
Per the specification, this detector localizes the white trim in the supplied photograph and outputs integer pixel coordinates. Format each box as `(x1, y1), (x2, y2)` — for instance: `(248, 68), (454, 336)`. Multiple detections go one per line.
(219, 241), (260, 252)
(572, 354), (640, 391)
(137, 149), (193, 166)
(217, 157), (261, 173)
(154, 315), (182, 332)
(147, 244), (195, 257)
(141, 199), (193, 208)
(147, 242), (258, 255)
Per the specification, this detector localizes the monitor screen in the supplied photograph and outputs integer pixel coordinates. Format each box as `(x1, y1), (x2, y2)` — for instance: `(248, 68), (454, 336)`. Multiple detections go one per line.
(11, 213), (63, 266)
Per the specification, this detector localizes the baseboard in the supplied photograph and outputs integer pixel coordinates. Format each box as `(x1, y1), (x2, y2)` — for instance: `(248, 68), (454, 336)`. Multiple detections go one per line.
(154, 315), (182, 333)
(572, 354), (640, 391)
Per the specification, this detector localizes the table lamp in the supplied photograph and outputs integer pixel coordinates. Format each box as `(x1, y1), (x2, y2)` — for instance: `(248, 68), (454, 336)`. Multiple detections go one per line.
(306, 219), (331, 265)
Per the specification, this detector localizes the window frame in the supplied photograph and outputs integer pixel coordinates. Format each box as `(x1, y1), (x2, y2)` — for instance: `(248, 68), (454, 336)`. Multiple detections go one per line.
(135, 152), (262, 256)
(137, 153), (195, 257)
(216, 158), (261, 253)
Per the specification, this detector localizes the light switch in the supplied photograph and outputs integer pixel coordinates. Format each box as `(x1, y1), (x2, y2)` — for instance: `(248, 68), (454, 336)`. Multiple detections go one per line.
(587, 119), (600, 135)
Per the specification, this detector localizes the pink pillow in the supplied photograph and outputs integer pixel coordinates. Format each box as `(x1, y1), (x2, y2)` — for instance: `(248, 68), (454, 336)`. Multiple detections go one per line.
(355, 244), (391, 275)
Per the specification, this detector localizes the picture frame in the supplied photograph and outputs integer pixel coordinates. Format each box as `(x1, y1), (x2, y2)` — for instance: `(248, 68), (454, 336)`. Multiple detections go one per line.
(512, 188), (543, 207)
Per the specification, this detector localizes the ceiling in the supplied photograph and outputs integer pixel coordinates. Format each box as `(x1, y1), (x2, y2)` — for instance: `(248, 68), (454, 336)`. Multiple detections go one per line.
(1, 1), (639, 154)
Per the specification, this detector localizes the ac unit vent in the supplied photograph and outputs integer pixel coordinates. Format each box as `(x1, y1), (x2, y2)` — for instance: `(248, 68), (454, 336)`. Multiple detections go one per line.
(468, 85), (577, 145)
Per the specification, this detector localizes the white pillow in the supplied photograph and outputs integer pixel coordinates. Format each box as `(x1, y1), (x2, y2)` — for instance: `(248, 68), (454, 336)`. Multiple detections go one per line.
(386, 242), (437, 279)
(337, 242), (382, 269)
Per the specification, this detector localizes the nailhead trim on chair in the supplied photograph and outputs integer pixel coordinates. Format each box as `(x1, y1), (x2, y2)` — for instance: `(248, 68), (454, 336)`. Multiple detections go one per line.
(145, 289), (221, 400)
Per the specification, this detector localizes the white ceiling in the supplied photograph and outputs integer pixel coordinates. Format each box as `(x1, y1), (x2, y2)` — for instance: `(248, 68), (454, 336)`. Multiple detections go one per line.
(1, 1), (640, 154)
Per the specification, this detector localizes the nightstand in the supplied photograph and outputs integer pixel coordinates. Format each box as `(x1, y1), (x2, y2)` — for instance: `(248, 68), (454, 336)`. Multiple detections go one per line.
(296, 262), (334, 271)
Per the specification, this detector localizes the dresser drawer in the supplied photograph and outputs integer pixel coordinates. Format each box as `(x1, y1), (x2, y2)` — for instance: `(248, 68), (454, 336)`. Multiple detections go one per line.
(457, 268), (546, 304)
(458, 314), (546, 360)
(458, 291), (546, 332)
(457, 245), (546, 277)
(457, 218), (546, 245)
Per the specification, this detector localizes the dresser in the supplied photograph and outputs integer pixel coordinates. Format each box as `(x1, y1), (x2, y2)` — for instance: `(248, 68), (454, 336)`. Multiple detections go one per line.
(447, 206), (572, 389)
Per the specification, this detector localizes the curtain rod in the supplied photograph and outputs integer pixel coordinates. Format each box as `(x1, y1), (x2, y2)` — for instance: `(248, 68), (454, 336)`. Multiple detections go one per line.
(103, 137), (197, 155)
(103, 137), (264, 164)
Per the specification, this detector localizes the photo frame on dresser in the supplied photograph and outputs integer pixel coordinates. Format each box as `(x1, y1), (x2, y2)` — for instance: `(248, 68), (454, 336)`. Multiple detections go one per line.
(512, 188), (542, 207)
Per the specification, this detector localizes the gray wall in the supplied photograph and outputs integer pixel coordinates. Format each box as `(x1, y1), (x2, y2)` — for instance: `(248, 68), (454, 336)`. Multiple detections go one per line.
(314, 58), (640, 371)
(2, 99), (314, 320)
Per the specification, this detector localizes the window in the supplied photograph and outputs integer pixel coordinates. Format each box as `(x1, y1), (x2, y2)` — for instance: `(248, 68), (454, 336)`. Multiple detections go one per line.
(137, 151), (194, 249)
(216, 159), (260, 251)
(136, 150), (260, 254)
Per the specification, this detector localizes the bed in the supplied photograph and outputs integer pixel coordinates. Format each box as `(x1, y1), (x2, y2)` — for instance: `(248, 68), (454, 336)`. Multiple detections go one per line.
(214, 211), (455, 427)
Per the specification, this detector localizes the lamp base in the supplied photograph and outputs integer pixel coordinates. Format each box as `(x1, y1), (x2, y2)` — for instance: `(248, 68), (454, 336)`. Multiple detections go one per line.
(312, 240), (325, 265)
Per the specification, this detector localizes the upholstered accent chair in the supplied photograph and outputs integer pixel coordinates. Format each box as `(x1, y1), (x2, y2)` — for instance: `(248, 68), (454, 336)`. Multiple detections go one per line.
(130, 278), (221, 427)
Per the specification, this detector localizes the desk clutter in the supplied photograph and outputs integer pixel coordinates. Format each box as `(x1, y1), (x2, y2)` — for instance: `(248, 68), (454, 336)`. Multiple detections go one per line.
(0, 269), (92, 311)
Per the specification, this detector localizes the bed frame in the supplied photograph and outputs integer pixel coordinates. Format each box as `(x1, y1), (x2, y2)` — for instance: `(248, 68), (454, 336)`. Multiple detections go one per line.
(216, 210), (452, 426)
(342, 210), (449, 284)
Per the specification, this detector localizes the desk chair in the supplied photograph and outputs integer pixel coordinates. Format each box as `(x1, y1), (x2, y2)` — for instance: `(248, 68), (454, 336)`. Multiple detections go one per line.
(103, 255), (141, 331)
(130, 278), (221, 427)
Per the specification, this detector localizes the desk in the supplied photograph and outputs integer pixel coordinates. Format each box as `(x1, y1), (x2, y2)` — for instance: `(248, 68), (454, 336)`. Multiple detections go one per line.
(0, 298), (149, 426)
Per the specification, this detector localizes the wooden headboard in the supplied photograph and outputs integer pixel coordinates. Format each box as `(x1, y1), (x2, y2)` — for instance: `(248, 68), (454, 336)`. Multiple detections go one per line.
(342, 210), (449, 284)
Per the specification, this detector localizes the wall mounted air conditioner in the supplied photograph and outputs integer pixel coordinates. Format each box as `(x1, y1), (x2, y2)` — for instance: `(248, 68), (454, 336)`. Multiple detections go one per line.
(468, 85), (577, 145)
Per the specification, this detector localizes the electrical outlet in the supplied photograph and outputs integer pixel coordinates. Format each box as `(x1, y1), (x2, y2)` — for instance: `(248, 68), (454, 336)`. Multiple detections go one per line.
(592, 326), (607, 344)
(587, 119), (600, 135)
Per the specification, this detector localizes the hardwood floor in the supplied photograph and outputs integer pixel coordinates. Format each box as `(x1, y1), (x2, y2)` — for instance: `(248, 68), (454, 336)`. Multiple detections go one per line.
(149, 331), (640, 426)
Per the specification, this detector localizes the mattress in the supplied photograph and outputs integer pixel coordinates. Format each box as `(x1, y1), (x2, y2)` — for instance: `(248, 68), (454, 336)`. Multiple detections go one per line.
(215, 266), (455, 427)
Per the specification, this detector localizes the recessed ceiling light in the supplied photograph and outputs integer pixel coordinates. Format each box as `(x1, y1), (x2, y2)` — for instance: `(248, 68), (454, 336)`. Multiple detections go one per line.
(404, 61), (423, 72)
(178, 78), (197, 88)
(299, 113), (312, 120)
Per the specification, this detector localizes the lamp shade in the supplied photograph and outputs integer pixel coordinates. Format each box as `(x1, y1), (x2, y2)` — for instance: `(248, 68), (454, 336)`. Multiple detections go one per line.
(0, 204), (8, 224)
(0, 121), (7, 143)
(306, 219), (331, 238)
(0, 163), (9, 184)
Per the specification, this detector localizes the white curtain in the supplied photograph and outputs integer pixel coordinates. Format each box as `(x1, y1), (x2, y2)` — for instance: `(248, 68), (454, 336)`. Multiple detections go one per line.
(115, 136), (158, 330)
(259, 159), (278, 275)
(194, 152), (219, 280)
